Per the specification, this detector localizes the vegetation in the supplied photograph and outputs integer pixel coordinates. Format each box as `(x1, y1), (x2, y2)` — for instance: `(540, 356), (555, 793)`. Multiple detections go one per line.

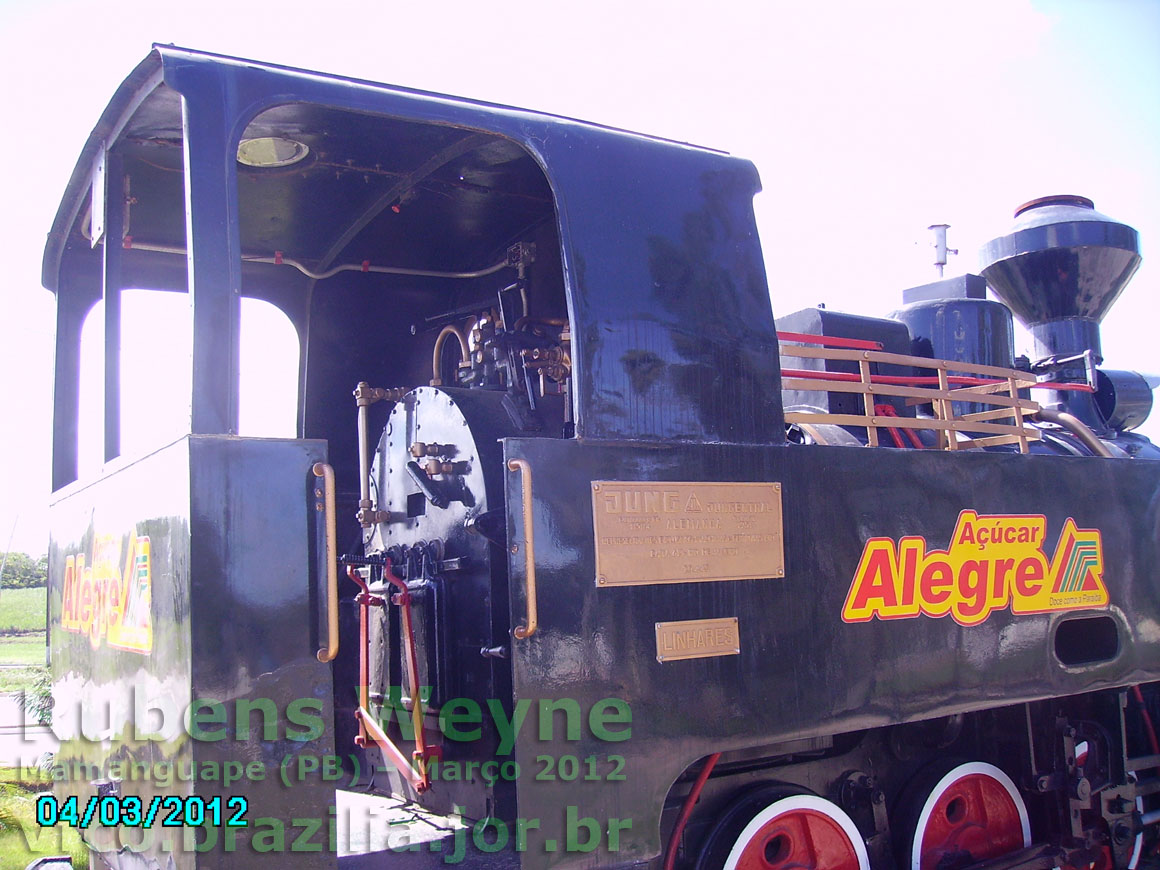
(0, 587), (48, 692)
(0, 767), (87, 868)
(0, 588), (47, 635)
(0, 553), (46, 590)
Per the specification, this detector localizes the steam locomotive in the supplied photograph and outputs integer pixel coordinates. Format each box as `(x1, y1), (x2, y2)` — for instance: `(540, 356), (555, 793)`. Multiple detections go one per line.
(39, 46), (1160, 870)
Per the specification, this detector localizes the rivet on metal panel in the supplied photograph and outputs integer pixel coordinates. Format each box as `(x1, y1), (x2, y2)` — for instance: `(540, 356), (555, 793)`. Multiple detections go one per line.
(598, 576), (607, 585)
(592, 483), (601, 492)
(773, 483), (781, 491)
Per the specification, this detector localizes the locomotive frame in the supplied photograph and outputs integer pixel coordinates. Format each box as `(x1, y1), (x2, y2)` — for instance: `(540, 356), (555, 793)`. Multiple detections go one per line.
(40, 45), (1160, 870)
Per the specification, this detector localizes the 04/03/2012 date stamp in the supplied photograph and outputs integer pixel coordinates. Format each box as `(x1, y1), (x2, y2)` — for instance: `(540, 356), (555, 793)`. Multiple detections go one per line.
(36, 795), (249, 829)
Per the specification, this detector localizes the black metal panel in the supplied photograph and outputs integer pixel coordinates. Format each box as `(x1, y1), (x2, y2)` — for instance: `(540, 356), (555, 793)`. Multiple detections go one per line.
(51, 254), (101, 489)
(187, 436), (336, 868)
(891, 282), (1017, 419)
(45, 47), (781, 451)
(544, 130), (781, 444)
(47, 436), (336, 869)
(503, 437), (1160, 869)
(48, 439), (193, 870)
(165, 61), (246, 437)
(778, 307), (914, 420)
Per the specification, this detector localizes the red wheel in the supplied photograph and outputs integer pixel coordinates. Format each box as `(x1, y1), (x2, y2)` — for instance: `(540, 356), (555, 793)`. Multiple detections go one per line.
(906, 762), (1031, 870)
(705, 793), (870, 870)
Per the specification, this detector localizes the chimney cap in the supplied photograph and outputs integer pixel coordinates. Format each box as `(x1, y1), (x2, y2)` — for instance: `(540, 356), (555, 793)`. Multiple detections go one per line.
(1013, 194), (1094, 217)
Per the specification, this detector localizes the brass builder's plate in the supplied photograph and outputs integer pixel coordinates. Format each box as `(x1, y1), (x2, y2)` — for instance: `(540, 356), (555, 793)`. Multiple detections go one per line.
(655, 617), (740, 663)
(591, 481), (784, 587)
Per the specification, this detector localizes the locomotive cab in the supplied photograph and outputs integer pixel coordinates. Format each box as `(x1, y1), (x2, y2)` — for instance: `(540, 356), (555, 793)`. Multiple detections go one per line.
(41, 46), (1160, 870)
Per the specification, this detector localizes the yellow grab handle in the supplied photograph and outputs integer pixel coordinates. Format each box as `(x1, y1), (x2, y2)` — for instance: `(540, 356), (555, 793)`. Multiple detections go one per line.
(507, 458), (538, 639)
(314, 462), (340, 662)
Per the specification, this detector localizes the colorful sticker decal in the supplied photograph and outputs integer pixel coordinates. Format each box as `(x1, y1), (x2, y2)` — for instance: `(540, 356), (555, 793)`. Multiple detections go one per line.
(61, 533), (153, 654)
(842, 511), (1106, 626)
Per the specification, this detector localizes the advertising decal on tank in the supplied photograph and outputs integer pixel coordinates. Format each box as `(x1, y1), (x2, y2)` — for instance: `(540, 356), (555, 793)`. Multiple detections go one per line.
(842, 511), (1106, 626)
(60, 531), (154, 653)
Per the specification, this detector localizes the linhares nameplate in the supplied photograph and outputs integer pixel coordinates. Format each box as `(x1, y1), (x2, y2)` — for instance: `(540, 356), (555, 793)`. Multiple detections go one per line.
(655, 617), (740, 663)
(591, 481), (784, 587)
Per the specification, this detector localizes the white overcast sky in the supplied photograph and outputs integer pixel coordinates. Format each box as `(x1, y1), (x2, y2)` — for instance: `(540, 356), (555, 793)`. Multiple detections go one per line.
(0, 0), (1157, 555)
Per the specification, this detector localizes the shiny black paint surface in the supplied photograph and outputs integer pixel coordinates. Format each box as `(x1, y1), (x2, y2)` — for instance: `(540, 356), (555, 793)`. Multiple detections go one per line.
(504, 437), (1160, 868)
(43, 47), (781, 455)
(48, 437), (336, 869)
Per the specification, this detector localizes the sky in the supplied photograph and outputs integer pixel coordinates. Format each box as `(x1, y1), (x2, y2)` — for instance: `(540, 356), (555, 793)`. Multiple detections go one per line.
(0, 0), (1157, 556)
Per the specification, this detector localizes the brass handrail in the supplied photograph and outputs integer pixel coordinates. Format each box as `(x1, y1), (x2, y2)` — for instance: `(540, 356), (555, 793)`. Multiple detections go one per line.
(313, 462), (339, 662)
(507, 459), (538, 639)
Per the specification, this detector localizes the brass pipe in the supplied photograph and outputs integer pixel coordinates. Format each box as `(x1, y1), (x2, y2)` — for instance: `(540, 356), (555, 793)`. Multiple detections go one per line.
(507, 459), (538, 639)
(356, 394), (371, 525)
(313, 462), (339, 662)
(1032, 408), (1115, 458)
(353, 383), (408, 527)
(431, 325), (470, 386)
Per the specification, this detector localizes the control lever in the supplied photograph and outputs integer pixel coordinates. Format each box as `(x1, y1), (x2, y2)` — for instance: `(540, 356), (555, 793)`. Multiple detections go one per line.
(406, 461), (450, 509)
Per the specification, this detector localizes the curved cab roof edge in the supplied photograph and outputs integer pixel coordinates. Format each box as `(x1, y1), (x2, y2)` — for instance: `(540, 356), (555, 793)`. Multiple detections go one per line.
(42, 45), (747, 293)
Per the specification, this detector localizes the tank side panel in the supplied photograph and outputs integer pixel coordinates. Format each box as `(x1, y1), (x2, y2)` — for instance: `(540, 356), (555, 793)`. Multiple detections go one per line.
(47, 438), (193, 869)
(187, 435), (336, 868)
(502, 437), (1160, 869)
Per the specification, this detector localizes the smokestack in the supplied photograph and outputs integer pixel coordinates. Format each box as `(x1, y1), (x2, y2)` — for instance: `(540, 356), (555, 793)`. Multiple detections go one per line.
(979, 195), (1140, 363)
(979, 195), (1141, 429)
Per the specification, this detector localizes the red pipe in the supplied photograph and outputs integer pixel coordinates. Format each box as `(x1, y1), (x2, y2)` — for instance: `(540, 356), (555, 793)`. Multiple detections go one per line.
(873, 404), (907, 448)
(346, 560), (433, 793)
(663, 753), (721, 870)
(346, 565), (372, 747)
(1132, 685), (1160, 756)
(381, 561), (433, 788)
(875, 403), (926, 448)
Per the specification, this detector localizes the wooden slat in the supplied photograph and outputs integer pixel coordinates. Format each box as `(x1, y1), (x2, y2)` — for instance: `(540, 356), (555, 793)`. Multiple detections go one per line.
(778, 344), (1039, 381)
(859, 358), (878, 446)
(780, 341), (1045, 452)
(947, 392), (1038, 410)
(784, 412), (1039, 437)
(784, 378), (1039, 410)
(1010, 375), (1029, 454)
(937, 368), (956, 451)
(959, 407), (1023, 423)
(948, 380), (1016, 397)
(959, 432), (1042, 449)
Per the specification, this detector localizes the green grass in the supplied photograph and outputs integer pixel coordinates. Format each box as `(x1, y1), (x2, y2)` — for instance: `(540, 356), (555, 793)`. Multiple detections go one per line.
(0, 588), (46, 634)
(0, 768), (86, 869)
(0, 667), (46, 696)
(0, 634), (46, 667)
(0, 631), (48, 694)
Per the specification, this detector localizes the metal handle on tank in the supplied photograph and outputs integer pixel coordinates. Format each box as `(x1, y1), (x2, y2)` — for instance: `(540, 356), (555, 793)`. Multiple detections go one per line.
(507, 458), (538, 639)
(313, 462), (340, 662)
